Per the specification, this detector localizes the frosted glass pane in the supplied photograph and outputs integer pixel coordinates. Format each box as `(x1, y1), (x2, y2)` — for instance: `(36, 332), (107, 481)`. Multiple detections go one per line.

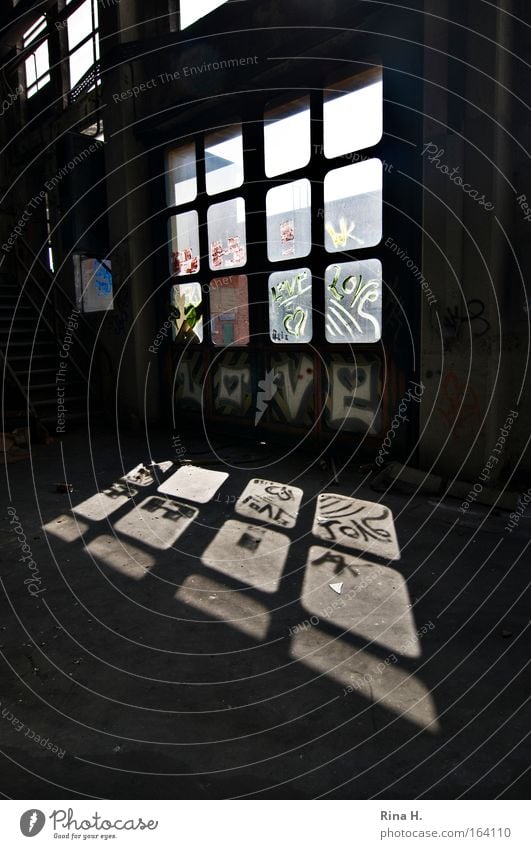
(166, 144), (197, 206)
(34, 42), (49, 79)
(205, 125), (244, 195)
(169, 211), (200, 276)
(170, 283), (203, 344)
(324, 159), (382, 252)
(209, 276), (249, 346)
(325, 259), (382, 343)
(266, 179), (311, 262)
(180, 0), (228, 29)
(207, 197), (246, 270)
(324, 70), (383, 159)
(269, 268), (312, 343)
(25, 56), (37, 89)
(264, 97), (311, 178)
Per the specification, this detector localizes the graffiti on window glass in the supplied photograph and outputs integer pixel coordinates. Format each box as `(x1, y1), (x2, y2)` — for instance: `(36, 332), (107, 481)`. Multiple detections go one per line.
(325, 260), (382, 343)
(170, 283), (203, 344)
(269, 268), (312, 343)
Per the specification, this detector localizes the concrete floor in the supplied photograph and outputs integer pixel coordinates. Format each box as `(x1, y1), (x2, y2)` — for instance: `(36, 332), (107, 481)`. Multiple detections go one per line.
(0, 425), (529, 799)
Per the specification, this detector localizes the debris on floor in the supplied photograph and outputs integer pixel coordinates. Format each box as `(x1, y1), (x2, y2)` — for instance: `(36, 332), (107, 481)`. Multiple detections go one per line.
(371, 461), (442, 495)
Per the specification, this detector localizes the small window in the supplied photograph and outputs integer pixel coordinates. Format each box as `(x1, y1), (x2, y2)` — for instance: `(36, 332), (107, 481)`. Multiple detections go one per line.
(74, 256), (113, 313)
(170, 283), (203, 343)
(324, 69), (383, 159)
(207, 197), (247, 270)
(23, 16), (50, 98)
(209, 276), (249, 346)
(66, 0), (99, 90)
(205, 124), (244, 196)
(264, 97), (311, 178)
(268, 268), (312, 343)
(166, 144), (197, 207)
(266, 179), (311, 262)
(169, 211), (200, 276)
(324, 259), (382, 343)
(324, 159), (383, 252)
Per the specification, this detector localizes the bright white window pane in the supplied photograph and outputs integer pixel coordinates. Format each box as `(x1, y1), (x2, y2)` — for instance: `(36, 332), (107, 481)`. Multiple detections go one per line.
(207, 197), (246, 270)
(170, 283), (203, 343)
(209, 276), (249, 346)
(69, 40), (94, 88)
(166, 144), (197, 206)
(324, 70), (383, 159)
(25, 56), (37, 89)
(324, 159), (382, 252)
(266, 179), (311, 262)
(180, 0), (228, 29)
(34, 41), (49, 79)
(205, 125), (244, 196)
(325, 259), (382, 343)
(67, 0), (93, 51)
(269, 268), (312, 343)
(169, 211), (200, 276)
(264, 97), (311, 178)
(23, 16), (46, 46)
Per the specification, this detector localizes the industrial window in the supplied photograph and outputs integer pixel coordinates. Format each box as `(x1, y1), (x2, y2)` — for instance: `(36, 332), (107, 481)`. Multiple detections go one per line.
(23, 15), (50, 98)
(165, 66), (384, 348)
(65, 0), (100, 91)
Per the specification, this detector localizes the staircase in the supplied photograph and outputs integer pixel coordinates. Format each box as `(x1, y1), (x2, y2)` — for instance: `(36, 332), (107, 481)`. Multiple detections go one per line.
(0, 246), (101, 431)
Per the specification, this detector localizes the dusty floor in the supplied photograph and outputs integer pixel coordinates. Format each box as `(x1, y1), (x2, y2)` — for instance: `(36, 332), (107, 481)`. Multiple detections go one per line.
(0, 425), (529, 799)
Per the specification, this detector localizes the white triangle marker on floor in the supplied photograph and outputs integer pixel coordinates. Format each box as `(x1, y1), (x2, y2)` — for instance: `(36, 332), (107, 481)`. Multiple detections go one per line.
(329, 582), (343, 594)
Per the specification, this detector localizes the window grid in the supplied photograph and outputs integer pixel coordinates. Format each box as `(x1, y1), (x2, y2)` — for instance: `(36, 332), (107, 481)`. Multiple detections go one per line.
(165, 68), (384, 350)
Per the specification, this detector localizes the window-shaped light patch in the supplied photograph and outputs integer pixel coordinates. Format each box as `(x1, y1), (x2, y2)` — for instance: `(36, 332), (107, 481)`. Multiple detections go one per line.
(266, 179), (311, 262)
(324, 159), (382, 252)
(325, 259), (382, 343)
(67, 0), (98, 89)
(269, 268), (312, 343)
(169, 211), (200, 276)
(207, 197), (247, 270)
(170, 282), (203, 343)
(209, 276), (249, 346)
(205, 124), (244, 196)
(166, 143), (197, 206)
(264, 97), (311, 178)
(324, 69), (383, 159)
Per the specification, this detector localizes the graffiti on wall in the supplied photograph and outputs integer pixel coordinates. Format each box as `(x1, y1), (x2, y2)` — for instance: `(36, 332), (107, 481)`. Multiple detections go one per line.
(325, 354), (382, 435)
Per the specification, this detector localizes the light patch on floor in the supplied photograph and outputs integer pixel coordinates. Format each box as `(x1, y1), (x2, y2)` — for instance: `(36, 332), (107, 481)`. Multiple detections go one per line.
(121, 461), (173, 487)
(235, 478), (303, 528)
(158, 465), (229, 503)
(201, 519), (290, 592)
(290, 628), (439, 732)
(113, 496), (198, 550)
(312, 493), (400, 560)
(176, 574), (270, 639)
(84, 534), (155, 580)
(301, 546), (420, 657)
(42, 513), (89, 543)
(72, 482), (136, 521)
